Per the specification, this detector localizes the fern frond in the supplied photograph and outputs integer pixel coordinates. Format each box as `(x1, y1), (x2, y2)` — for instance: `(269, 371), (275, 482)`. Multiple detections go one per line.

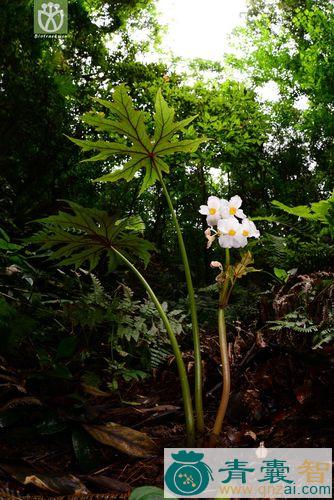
(150, 345), (171, 369)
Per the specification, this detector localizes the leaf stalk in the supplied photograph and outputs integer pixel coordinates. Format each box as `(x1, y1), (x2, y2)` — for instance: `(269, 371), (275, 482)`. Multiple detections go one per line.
(156, 167), (204, 436)
(111, 246), (196, 446)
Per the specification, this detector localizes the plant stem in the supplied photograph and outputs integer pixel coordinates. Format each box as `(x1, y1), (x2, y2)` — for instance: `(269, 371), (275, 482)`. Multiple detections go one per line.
(209, 248), (231, 447)
(221, 248), (230, 305)
(156, 169), (204, 435)
(209, 307), (231, 446)
(111, 246), (195, 446)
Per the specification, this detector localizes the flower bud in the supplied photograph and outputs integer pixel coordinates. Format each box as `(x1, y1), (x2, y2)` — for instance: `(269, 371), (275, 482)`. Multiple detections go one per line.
(210, 261), (222, 269)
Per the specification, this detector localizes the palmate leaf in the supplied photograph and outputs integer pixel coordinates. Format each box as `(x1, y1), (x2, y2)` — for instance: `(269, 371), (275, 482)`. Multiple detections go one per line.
(29, 201), (155, 272)
(69, 85), (207, 193)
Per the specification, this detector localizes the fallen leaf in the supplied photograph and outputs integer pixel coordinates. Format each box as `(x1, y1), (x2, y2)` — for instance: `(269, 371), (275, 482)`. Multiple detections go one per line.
(24, 474), (90, 495)
(138, 405), (179, 414)
(0, 464), (89, 495)
(81, 384), (112, 397)
(245, 430), (257, 440)
(86, 475), (130, 494)
(83, 422), (158, 458)
(0, 397), (42, 411)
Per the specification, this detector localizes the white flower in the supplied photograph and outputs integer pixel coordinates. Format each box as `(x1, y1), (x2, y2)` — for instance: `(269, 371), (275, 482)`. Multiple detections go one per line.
(199, 196), (221, 226)
(240, 219), (260, 239)
(217, 218), (247, 248)
(221, 195), (246, 219)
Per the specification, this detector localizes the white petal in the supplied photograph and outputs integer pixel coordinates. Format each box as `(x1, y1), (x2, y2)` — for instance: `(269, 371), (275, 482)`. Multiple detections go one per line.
(236, 208), (246, 219)
(233, 235), (248, 248)
(229, 195), (242, 209)
(250, 221), (260, 236)
(217, 219), (230, 233)
(230, 218), (241, 231)
(199, 205), (209, 215)
(220, 206), (234, 219)
(206, 214), (220, 226)
(220, 199), (229, 207)
(218, 235), (234, 248)
(207, 196), (221, 209)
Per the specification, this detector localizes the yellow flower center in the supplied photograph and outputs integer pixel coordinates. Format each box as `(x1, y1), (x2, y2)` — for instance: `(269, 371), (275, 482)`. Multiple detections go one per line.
(242, 230), (249, 237)
(228, 229), (236, 236)
(229, 206), (237, 215)
(209, 207), (217, 215)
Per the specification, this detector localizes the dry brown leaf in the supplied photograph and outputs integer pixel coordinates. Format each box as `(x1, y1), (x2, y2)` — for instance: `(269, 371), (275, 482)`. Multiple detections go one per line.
(0, 397), (42, 411)
(81, 384), (112, 397)
(24, 474), (90, 495)
(0, 464), (89, 496)
(83, 422), (158, 458)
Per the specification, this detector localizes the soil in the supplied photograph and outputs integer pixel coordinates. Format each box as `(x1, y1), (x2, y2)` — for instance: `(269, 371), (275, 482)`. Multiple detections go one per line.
(0, 328), (333, 499)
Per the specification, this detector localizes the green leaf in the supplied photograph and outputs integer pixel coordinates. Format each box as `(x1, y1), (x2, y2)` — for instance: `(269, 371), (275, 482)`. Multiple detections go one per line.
(129, 486), (165, 500)
(0, 239), (22, 251)
(70, 85), (208, 193)
(272, 196), (334, 223)
(153, 88), (196, 143)
(0, 227), (10, 242)
(272, 200), (314, 219)
(94, 156), (147, 183)
(67, 136), (142, 161)
(274, 267), (288, 282)
(94, 87), (152, 150)
(153, 138), (206, 156)
(29, 201), (155, 271)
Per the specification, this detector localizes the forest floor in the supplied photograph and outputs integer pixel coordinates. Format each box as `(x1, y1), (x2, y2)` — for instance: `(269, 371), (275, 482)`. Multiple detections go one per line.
(0, 327), (333, 499)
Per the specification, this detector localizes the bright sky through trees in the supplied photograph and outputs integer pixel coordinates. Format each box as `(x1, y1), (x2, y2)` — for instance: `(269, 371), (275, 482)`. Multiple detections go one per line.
(156, 0), (247, 60)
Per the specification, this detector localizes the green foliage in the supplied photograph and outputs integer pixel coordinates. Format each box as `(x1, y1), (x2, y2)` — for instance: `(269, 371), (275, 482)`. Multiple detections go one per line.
(129, 486), (164, 500)
(269, 310), (318, 334)
(272, 194), (334, 225)
(269, 270), (334, 348)
(229, 0), (334, 200)
(313, 326), (334, 349)
(104, 285), (189, 374)
(269, 310), (334, 348)
(29, 200), (155, 271)
(0, 0), (160, 221)
(106, 360), (148, 391)
(274, 267), (289, 283)
(70, 85), (207, 193)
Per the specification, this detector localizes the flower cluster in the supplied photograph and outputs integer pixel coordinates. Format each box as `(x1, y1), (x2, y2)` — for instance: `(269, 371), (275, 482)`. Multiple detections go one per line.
(199, 195), (260, 249)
